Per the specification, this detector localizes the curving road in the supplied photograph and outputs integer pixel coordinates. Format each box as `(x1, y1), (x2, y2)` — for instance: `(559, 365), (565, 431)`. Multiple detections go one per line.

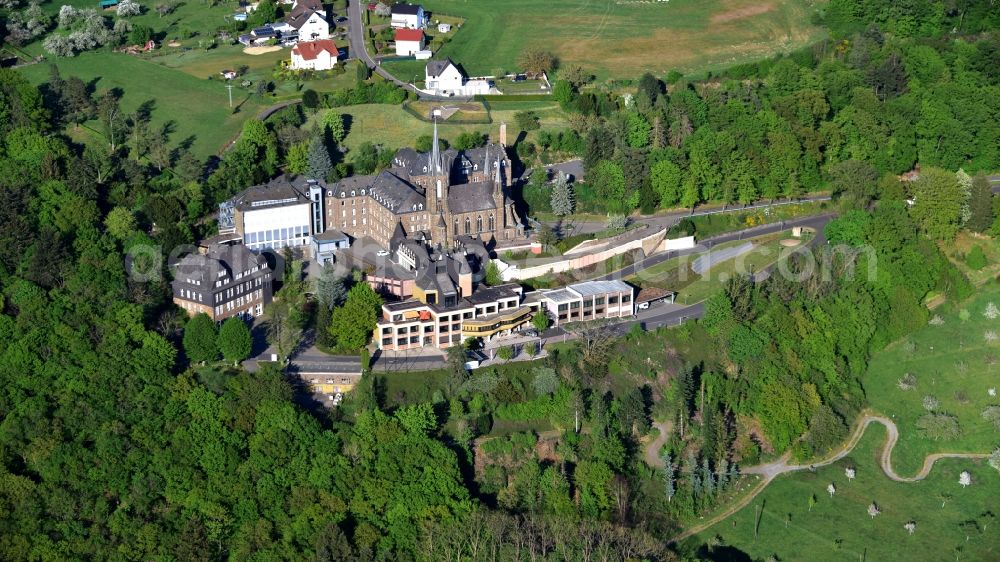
(669, 413), (991, 543)
(346, 0), (471, 101)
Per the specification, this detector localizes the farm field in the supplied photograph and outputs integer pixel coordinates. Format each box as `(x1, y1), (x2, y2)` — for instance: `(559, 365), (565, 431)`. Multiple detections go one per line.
(683, 424), (1000, 562)
(314, 101), (569, 154)
(18, 51), (270, 160)
(863, 284), (1000, 476)
(419, 0), (827, 79)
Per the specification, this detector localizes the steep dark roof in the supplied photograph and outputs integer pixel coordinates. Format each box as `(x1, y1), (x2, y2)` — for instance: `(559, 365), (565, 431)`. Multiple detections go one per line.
(447, 181), (496, 214)
(369, 171), (424, 212)
(331, 175), (376, 195)
(173, 244), (268, 292)
(288, 8), (326, 30)
(391, 3), (422, 15)
(426, 58), (457, 78)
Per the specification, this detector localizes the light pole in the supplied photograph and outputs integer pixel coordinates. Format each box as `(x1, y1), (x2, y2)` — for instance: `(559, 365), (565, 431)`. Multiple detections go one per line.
(226, 83), (234, 108)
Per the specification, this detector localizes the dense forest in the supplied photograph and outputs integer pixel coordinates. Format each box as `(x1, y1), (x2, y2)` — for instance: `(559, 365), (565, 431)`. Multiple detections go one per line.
(1, 0), (999, 560)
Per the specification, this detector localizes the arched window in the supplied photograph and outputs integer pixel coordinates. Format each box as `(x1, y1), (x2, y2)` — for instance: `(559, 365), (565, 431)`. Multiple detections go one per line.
(464, 217), (471, 234)
(476, 216), (483, 233)
(453, 218), (459, 235)
(488, 214), (495, 231)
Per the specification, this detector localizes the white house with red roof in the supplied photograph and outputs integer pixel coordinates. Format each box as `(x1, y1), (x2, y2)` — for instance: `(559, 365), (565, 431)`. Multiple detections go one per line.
(394, 28), (424, 56)
(290, 39), (340, 71)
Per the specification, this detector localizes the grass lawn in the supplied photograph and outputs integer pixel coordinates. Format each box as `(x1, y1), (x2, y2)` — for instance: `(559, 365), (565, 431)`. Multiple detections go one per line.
(675, 232), (802, 303)
(939, 231), (1000, 287)
(419, 0), (827, 80)
(628, 231), (800, 300)
(19, 51), (270, 159)
(863, 284), (1000, 476)
(684, 424), (1000, 562)
(315, 101), (569, 154)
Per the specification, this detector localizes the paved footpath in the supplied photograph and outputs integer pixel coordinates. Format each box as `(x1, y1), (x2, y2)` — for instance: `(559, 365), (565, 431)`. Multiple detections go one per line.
(669, 412), (990, 544)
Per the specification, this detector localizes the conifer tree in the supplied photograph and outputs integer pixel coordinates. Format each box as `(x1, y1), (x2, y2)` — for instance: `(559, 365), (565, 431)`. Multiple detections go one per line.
(306, 136), (332, 181)
(550, 174), (575, 216)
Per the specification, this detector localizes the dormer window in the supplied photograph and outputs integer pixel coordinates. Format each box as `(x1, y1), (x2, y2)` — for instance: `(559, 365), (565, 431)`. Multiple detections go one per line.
(361, 189), (366, 195)
(351, 190), (356, 196)
(418, 203), (423, 210)
(340, 191), (345, 197)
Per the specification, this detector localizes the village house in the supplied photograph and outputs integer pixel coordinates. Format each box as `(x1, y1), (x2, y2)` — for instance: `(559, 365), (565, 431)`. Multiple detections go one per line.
(290, 39), (340, 71)
(286, 1), (329, 41)
(424, 58), (492, 96)
(394, 27), (424, 56)
(390, 3), (425, 29)
(172, 243), (273, 321)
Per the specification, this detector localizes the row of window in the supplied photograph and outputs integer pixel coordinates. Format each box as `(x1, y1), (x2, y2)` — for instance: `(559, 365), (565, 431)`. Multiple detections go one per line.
(213, 277), (264, 304)
(214, 290), (263, 316)
(245, 225), (309, 245)
(452, 215), (495, 235)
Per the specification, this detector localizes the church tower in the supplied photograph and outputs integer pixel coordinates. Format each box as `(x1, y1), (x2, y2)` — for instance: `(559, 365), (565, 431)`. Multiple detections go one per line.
(426, 115), (450, 247)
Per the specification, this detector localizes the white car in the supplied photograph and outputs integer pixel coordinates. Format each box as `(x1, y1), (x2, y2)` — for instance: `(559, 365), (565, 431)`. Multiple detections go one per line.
(376, 250), (390, 257)
(637, 301), (650, 310)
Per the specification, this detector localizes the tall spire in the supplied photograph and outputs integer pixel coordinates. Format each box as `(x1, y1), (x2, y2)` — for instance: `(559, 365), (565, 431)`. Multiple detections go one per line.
(429, 113), (443, 175)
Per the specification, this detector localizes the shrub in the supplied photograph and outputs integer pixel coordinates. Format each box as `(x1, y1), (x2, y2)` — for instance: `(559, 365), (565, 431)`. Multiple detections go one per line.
(966, 245), (987, 270)
(981, 405), (1000, 429)
(915, 413), (962, 440)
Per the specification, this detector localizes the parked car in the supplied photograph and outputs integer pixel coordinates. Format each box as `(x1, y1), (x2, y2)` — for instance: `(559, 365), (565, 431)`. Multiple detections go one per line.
(520, 329), (539, 337)
(637, 301), (650, 310)
(376, 250), (390, 257)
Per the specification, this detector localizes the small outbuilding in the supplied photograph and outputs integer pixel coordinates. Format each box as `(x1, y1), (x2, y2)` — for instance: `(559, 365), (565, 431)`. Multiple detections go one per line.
(311, 229), (350, 264)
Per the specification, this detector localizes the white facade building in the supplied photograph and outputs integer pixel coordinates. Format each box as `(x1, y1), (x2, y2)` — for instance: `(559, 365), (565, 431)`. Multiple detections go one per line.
(391, 3), (425, 29)
(536, 280), (634, 326)
(425, 59), (464, 95)
(291, 39), (339, 71)
(394, 28), (424, 56)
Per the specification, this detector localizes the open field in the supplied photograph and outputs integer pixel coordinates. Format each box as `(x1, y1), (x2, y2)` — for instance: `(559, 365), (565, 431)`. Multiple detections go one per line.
(314, 101), (570, 153)
(419, 0), (827, 79)
(684, 424), (999, 561)
(864, 284), (1000, 476)
(18, 51), (270, 159)
(627, 231), (796, 300)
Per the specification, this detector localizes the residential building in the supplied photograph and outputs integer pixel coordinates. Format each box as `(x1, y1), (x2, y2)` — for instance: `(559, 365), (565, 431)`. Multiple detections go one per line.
(291, 39), (339, 70)
(287, 2), (329, 41)
(391, 3), (424, 29)
(534, 280), (634, 326)
(424, 58), (492, 96)
(172, 243), (273, 321)
(394, 28), (424, 56)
